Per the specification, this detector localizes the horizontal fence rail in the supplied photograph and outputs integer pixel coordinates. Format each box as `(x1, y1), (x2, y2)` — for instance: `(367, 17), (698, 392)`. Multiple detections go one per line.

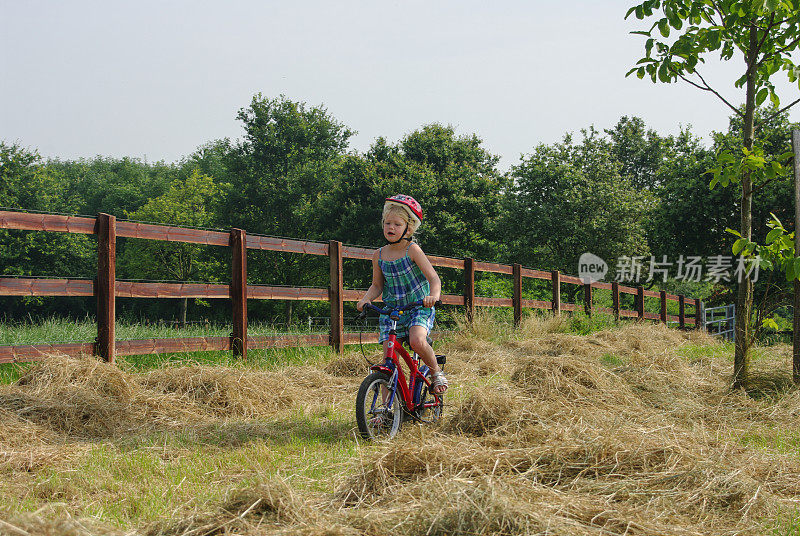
(0, 210), (701, 363)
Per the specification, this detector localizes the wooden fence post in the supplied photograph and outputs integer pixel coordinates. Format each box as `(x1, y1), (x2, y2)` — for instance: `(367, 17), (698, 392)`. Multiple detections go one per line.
(464, 257), (475, 322)
(96, 213), (116, 363)
(231, 228), (248, 359)
(329, 240), (344, 353)
(551, 270), (561, 316)
(637, 285), (645, 321)
(695, 298), (703, 331)
(513, 263), (522, 327)
(660, 290), (668, 324)
(612, 282), (620, 322)
(679, 295), (686, 329)
(584, 283), (593, 317)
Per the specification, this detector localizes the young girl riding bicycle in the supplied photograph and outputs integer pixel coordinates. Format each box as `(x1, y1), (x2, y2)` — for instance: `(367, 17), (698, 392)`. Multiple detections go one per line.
(356, 195), (448, 395)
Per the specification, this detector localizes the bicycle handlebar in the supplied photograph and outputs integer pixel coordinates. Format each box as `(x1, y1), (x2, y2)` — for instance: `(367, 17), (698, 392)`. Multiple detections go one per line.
(358, 300), (442, 319)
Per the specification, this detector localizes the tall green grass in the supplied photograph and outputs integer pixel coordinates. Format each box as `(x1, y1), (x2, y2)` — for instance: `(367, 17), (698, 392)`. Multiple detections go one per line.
(0, 316), (354, 382)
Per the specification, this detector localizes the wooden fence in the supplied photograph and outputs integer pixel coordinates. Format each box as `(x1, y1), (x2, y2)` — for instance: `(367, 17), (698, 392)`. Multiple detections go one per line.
(0, 210), (701, 364)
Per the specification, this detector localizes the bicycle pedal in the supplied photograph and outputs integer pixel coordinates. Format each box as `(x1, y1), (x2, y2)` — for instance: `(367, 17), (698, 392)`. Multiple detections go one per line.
(436, 355), (446, 365)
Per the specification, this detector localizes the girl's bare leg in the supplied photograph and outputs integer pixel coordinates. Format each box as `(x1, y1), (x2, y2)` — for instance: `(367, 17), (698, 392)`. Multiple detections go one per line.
(409, 325), (446, 393)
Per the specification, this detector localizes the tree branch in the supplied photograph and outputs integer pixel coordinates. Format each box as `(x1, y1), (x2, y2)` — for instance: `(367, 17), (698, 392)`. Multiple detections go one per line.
(708, 0), (725, 23)
(754, 13), (776, 65)
(758, 96), (800, 126)
(768, 33), (800, 59)
(677, 70), (745, 118)
(750, 176), (781, 196)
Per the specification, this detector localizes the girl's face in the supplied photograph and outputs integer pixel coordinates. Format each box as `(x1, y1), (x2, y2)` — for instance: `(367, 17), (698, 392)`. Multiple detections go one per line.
(383, 212), (409, 242)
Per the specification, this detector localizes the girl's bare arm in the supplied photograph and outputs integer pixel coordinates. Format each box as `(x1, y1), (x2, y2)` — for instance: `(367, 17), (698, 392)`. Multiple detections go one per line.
(409, 243), (441, 307)
(357, 250), (385, 310)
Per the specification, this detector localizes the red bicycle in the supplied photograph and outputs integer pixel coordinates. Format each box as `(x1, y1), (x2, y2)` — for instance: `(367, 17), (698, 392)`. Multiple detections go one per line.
(355, 300), (446, 440)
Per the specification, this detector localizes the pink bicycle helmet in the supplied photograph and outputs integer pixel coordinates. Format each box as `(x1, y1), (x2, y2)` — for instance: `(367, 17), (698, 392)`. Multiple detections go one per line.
(384, 194), (423, 228)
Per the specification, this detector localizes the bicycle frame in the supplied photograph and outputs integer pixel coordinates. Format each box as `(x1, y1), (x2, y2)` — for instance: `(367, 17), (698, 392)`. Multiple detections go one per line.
(369, 312), (441, 414)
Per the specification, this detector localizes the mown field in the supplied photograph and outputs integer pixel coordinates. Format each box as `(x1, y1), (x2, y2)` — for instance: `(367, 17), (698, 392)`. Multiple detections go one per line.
(1, 313), (800, 535)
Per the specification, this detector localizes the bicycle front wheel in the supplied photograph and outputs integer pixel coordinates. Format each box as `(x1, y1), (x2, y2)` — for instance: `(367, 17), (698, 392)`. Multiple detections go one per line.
(356, 371), (402, 440)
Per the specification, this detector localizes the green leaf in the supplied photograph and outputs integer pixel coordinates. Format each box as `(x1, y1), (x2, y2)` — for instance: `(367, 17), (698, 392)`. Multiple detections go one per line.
(658, 18), (671, 37)
(762, 317), (780, 330)
(658, 62), (671, 82)
(766, 227), (782, 244)
(732, 238), (747, 254)
(766, 0), (779, 11)
(793, 257), (800, 280)
(726, 228), (743, 237)
(756, 87), (769, 106)
(770, 89), (780, 108)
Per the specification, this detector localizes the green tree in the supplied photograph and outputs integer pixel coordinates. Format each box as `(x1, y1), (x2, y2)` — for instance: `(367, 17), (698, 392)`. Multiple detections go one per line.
(295, 124), (507, 300)
(606, 116), (670, 191)
(502, 129), (654, 278)
(627, 0), (800, 387)
(648, 126), (735, 259)
(120, 170), (226, 325)
(178, 139), (235, 194)
(48, 157), (172, 217)
(225, 94), (354, 323)
(0, 143), (95, 317)
(363, 125), (508, 261)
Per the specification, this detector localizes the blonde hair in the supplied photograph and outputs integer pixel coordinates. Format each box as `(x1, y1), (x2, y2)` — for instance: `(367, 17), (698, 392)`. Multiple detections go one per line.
(382, 204), (419, 235)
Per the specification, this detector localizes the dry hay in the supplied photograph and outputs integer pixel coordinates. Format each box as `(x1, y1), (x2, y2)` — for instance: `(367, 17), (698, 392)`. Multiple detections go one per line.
(0, 515), (120, 536)
(0, 408), (71, 471)
(5, 320), (800, 536)
(146, 478), (358, 536)
(0, 356), (358, 444)
(323, 352), (370, 378)
(0, 355), (212, 441)
(330, 322), (800, 535)
(0, 355), (359, 445)
(0, 355), (142, 439)
(443, 386), (521, 437)
(138, 365), (297, 417)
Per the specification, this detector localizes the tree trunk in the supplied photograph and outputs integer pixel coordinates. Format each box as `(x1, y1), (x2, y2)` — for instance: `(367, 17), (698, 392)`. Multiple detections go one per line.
(733, 24), (759, 389)
(179, 297), (188, 328)
(734, 180), (753, 388)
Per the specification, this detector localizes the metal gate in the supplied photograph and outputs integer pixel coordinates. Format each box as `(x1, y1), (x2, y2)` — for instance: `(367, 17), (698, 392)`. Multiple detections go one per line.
(703, 304), (735, 341)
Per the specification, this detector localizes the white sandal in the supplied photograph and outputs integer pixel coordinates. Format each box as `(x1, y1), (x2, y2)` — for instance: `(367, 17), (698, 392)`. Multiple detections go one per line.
(431, 371), (448, 394)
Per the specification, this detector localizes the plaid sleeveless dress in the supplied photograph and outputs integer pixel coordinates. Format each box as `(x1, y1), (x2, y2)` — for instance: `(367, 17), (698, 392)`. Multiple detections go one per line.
(378, 244), (436, 343)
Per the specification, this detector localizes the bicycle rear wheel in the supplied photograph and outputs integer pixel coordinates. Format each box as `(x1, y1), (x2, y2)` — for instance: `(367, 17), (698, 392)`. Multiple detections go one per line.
(356, 371), (402, 440)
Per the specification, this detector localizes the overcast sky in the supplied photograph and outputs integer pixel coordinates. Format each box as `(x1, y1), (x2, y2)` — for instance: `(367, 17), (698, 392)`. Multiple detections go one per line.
(3, 0), (799, 170)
